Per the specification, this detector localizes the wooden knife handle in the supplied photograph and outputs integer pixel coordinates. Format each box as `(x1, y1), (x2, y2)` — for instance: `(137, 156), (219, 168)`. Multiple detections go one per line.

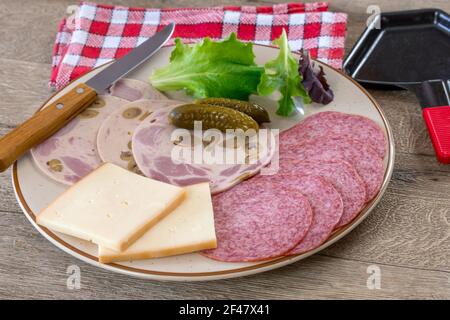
(0, 83), (97, 172)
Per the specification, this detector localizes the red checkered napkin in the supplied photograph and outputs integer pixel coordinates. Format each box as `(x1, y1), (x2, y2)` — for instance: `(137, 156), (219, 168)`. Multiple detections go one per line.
(50, 1), (347, 90)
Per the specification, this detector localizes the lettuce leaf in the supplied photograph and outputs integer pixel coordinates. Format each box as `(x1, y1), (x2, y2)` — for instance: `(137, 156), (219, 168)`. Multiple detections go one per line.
(149, 33), (263, 100)
(257, 29), (311, 116)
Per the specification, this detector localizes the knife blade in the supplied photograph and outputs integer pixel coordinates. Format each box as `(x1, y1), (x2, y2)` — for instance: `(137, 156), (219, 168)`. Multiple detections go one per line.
(86, 23), (175, 93)
(0, 23), (175, 172)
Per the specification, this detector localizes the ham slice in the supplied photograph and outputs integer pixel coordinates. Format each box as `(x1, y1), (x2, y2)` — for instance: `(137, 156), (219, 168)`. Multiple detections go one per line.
(131, 108), (276, 193)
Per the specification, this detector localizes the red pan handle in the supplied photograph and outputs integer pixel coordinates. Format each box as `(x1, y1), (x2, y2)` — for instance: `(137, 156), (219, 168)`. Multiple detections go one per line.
(423, 106), (450, 164)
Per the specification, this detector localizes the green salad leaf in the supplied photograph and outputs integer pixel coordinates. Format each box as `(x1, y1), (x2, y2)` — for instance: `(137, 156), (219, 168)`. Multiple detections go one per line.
(257, 29), (311, 116)
(149, 33), (264, 100)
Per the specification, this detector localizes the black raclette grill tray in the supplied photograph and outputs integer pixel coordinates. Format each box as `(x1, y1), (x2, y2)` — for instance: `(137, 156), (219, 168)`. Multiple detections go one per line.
(343, 8), (450, 163)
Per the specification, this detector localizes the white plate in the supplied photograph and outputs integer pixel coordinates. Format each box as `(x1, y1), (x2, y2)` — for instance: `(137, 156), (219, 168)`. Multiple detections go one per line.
(12, 45), (395, 281)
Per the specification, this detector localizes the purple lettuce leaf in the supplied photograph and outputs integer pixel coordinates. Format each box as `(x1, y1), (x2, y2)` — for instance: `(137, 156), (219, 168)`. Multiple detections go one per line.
(298, 50), (334, 105)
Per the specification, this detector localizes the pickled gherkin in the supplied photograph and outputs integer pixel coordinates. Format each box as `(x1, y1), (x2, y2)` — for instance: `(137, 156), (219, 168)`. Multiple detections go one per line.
(196, 98), (270, 124)
(168, 104), (259, 132)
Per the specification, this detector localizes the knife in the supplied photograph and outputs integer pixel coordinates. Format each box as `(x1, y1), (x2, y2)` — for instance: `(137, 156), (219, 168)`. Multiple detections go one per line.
(0, 23), (175, 172)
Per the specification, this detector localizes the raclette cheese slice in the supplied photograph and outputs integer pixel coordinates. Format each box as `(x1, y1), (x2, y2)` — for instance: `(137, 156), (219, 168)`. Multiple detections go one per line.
(98, 182), (217, 263)
(36, 163), (185, 252)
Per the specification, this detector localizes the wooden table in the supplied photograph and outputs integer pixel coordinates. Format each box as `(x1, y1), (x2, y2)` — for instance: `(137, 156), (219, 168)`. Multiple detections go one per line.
(1, 0), (450, 299)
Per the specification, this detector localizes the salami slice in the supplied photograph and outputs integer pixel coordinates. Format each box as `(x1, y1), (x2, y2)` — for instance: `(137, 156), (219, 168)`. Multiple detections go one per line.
(285, 175), (343, 254)
(202, 178), (313, 262)
(282, 111), (387, 158)
(279, 160), (366, 228)
(236, 173), (343, 253)
(280, 135), (384, 201)
(132, 108), (275, 193)
(31, 95), (127, 185)
(109, 78), (167, 101)
(97, 99), (183, 173)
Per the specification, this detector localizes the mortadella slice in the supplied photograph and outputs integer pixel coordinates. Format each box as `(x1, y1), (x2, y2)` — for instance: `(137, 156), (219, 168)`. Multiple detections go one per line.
(109, 78), (168, 101)
(31, 95), (127, 185)
(97, 99), (184, 173)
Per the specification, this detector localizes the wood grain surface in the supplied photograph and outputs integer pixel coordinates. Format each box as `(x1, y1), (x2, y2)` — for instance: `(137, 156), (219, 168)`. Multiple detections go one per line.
(1, 0), (450, 300)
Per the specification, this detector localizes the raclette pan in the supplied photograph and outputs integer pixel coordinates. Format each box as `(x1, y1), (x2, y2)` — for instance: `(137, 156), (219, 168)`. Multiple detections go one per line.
(344, 9), (450, 163)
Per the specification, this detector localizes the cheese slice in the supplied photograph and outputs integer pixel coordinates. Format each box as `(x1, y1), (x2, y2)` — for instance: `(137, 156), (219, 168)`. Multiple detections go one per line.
(37, 163), (185, 252)
(98, 182), (217, 263)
